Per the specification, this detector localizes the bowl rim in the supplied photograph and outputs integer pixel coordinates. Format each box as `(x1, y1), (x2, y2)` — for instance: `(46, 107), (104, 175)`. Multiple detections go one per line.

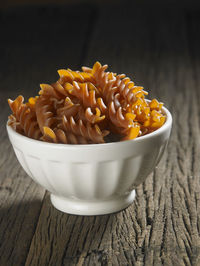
(7, 103), (172, 149)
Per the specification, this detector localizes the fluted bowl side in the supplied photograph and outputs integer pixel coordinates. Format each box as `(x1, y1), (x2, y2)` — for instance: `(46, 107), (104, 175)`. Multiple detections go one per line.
(7, 105), (172, 215)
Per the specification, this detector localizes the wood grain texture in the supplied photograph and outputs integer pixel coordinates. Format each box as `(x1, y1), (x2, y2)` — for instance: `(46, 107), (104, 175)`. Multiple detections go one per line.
(1, 4), (200, 266)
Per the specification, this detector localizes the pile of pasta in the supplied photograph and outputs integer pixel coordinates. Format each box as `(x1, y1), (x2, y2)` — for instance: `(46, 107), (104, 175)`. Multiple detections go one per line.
(8, 62), (166, 144)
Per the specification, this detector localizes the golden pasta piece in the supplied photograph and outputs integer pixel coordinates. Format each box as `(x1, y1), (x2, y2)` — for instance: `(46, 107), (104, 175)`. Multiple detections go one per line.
(122, 126), (140, 140)
(58, 68), (95, 84)
(27, 96), (38, 110)
(43, 126), (57, 142)
(149, 98), (163, 111)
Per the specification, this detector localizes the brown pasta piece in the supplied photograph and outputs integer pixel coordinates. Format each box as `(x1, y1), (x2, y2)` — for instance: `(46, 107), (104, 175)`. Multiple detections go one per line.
(85, 107), (105, 124)
(39, 81), (70, 100)
(92, 62), (148, 106)
(65, 81), (97, 108)
(113, 75), (148, 105)
(8, 114), (24, 135)
(109, 101), (132, 128)
(90, 61), (108, 89)
(56, 97), (105, 124)
(42, 126), (89, 144)
(96, 97), (107, 114)
(65, 82), (108, 119)
(61, 116), (109, 144)
(8, 95), (24, 113)
(56, 97), (80, 118)
(108, 101), (140, 139)
(39, 84), (62, 99)
(8, 96), (42, 139)
(42, 127), (67, 143)
(35, 96), (58, 133)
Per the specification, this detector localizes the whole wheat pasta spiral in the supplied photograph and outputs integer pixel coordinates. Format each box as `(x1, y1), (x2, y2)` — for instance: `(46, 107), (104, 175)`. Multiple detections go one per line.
(57, 97), (105, 124)
(39, 82), (70, 99)
(91, 62), (148, 106)
(8, 95), (42, 140)
(8, 61), (166, 144)
(56, 97), (80, 118)
(42, 126), (89, 144)
(85, 107), (105, 123)
(61, 116), (109, 144)
(65, 81), (98, 108)
(35, 96), (59, 133)
(8, 114), (24, 135)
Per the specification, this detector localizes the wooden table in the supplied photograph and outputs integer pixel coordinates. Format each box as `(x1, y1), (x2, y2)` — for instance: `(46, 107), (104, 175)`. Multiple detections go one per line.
(1, 4), (200, 265)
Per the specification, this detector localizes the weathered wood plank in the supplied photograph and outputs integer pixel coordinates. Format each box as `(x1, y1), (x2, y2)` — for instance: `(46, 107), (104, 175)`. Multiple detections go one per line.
(0, 6), (92, 266)
(24, 5), (200, 266)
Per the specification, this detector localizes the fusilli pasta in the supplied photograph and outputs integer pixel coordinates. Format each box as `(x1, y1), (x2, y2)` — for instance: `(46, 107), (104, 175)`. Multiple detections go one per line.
(8, 95), (42, 139)
(8, 62), (166, 144)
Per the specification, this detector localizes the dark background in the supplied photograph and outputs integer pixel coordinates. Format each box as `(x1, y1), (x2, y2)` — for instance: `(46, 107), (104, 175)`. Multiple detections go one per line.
(1, 0), (200, 102)
(2, 0), (200, 8)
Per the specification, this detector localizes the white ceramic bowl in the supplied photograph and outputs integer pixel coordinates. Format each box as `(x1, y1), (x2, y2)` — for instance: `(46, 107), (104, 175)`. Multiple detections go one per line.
(7, 105), (172, 215)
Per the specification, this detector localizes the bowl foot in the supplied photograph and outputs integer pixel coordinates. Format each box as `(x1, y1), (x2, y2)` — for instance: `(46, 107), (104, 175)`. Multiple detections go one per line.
(50, 190), (135, 215)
